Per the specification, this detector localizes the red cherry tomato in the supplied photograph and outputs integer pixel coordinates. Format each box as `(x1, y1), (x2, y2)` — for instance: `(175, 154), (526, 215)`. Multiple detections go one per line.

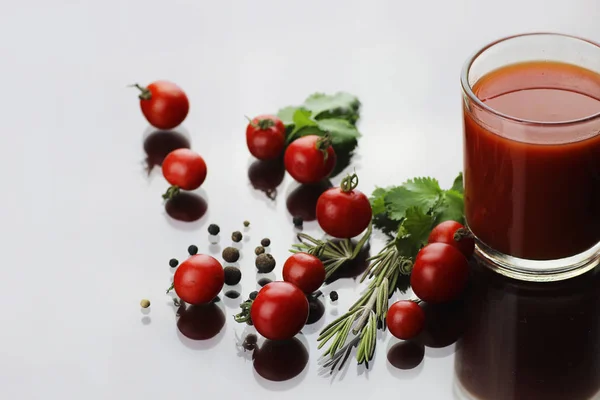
(162, 149), (207, 190)
(282, 253), (326, 294)
(410, 243), (469, 304)
(133, 81), (189, 130)
(387, 300), (426, 340)
(284, 135), (336, 184)
(251, 281), (309, 340)
(174, 254), (224, 305)
(428, 220), (474, 258)
(316, 174), (372, 238)
(246, 115), (286, 160)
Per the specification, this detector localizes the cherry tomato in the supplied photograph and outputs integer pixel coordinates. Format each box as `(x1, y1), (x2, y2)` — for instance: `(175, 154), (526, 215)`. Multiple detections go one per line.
(284, 135), (336, 184)
(251, 281), (309, 340)
(246, 115), (286, 160)
(387, 300), (426, 340)
(133, 81), (189, 130)
(428, 220), (474, 258)
(410, 243), (469, 304)
(162, 149), (207, 190)
(282, 253), (326, 294)
(174, 254), (224, 304)
(316, 174), (372, 238)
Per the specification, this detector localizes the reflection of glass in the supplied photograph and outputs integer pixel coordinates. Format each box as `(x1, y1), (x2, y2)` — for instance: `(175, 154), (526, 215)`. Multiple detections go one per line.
(461, 33), (600, 282)
(454, 262), (600, 400)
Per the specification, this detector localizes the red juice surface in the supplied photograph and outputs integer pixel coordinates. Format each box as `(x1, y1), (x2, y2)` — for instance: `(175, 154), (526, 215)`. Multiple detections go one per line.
(464, 61), (600, 260)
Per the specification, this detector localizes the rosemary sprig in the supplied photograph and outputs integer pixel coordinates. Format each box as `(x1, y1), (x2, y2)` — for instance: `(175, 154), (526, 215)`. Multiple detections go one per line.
(291, 223), (372, 279)
(317, 242), (410, 371)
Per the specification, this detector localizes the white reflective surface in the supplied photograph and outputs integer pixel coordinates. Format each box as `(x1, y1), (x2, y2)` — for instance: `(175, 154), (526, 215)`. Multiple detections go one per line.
(1, 1), (599, 399)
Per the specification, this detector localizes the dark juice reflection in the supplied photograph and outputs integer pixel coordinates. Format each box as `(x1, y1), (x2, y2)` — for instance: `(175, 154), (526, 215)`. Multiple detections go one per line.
(464, 61), (600, 260)
(455, 263), (600, 400)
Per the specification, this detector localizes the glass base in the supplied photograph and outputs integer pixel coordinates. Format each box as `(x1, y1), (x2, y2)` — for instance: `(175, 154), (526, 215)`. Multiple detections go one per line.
(474, 238), (600, 282)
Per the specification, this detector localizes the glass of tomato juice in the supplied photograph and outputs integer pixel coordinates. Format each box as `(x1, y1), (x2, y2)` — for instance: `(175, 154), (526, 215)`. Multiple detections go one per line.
(461, 33), (600, 282)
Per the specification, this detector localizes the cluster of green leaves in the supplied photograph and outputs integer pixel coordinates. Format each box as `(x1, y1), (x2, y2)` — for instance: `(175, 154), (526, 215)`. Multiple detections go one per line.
(370, 172), (465, 258)
(277, 92), (361, 176)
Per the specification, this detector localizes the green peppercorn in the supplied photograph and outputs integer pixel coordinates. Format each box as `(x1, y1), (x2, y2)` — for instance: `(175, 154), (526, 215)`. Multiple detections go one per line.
(169, 258), (179, 268)
(260, 238), (271, 247)
(243, 220), (250, 227)
(222, 247), (240, 263)
(224, 266), (242, 285)
(232, 231), (243, 242)
(255, 253), (276, 273)
(254, 246), (265, 255)
(208, 224), (220, 236)
(188, 245), (198, 255)
(140, 299), (151, 308)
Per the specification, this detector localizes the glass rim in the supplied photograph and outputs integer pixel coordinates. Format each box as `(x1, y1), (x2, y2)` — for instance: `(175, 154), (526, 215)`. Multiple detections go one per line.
(460, 32), (600, 126)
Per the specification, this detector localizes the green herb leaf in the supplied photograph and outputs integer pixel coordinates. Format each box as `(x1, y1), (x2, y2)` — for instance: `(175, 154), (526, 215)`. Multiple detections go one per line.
(277, 106), (298, 126)
(317, 118), (360, 153)
(451, 172), (464, 194)
(402, 206), (436, 249)
(303, 92), (360, 123)
(433, 189), (465, 224)
(384, 177), (442, 220)
(370, 187), (388, 216)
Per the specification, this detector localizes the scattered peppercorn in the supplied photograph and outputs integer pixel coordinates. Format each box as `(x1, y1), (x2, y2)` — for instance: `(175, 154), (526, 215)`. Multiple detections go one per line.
(255, 253), (276, 273)
(329, 291), (339, 302)
(232, 231), (243, 242)
(222, 246), (240, 263)
(208, 224), (220, 235)
(169, 258), (179, 268)
(293, 216), (304, 228)
(260, 238), (271, 247)
(225, 290), (241, 299)
(243, 220), (250, 227)
(140, 299), (151, 308)
(254, 246), (265, 255)
(224, 266), (242, 285)
(257, 277), (272, 287)
(187, 245), (198, 255)
(249, 291), (259, 300)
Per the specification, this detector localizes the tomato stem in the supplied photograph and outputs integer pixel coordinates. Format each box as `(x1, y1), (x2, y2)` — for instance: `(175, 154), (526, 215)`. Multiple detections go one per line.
(234, 299), (254, 324)
(315, 133), (333, 162)
(162, 185), (181, 200)
(340, 173), (359, 192)
(129, 83), (152, 100)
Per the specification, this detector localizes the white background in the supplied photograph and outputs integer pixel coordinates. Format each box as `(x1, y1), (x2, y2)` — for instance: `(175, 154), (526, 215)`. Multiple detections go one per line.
(1, 1), (599, 399)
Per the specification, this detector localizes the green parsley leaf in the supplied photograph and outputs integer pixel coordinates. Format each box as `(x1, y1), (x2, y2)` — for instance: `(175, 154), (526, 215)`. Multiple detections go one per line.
(317, 119), (360, 153)
(451, 172), (464, 194)
(394, 207), (435, 258)
(433, 189), (465, 225)
(277, 106), (298, 126)
(303, 92), (360, 123)
(370, 187), (388, 216)
(384, 177), (442, 220)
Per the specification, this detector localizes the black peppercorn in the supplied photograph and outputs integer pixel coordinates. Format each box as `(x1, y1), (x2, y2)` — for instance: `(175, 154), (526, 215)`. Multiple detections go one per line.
(293, 216), (303, 228)
(254, 246), (265, 255)
(255, 253), (276, 273)
(224, 266), (242, 285)
(169, 258), (179, 268)
(260, 238), (271, 247)
(222, 247), (240, 263)
(188, 245), (198, 255)
(208, 224), (220, 235)
(329, 291), (339, 302)
(249, 291), (259, 300)
(243, 220), (250, 227)
(232, 231), (243, 242)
